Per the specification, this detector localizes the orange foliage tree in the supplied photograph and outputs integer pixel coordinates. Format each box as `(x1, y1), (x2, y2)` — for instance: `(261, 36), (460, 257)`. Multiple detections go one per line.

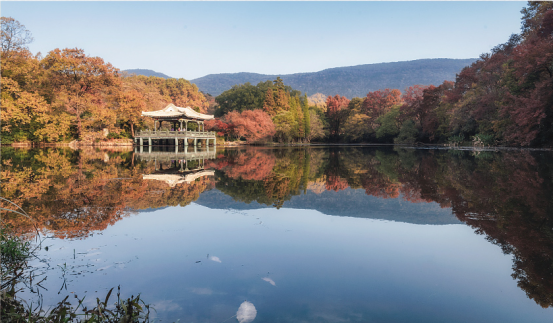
(41, 48), (121, 139)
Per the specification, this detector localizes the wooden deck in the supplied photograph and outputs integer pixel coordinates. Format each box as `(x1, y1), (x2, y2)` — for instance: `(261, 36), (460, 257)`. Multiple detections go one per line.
(134, 130), (217, 147)
(134, 147), (217, 161)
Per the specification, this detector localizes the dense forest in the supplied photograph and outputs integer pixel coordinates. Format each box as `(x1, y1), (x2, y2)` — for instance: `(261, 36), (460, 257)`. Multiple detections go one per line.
(1, 17), (209, 144)
(2, 2), (552, 147)
(212, 2), (553, 147)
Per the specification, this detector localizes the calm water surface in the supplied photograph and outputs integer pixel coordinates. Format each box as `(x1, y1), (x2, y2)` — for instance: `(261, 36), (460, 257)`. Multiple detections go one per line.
(3, 146), (553, 322)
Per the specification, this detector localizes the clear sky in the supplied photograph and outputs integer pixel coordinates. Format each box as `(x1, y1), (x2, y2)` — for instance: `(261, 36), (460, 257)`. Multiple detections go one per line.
(2, 1), (526, 80)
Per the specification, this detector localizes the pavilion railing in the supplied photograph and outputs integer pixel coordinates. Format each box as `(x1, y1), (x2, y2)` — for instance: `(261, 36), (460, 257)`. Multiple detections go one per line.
(137, 130), (216, 137)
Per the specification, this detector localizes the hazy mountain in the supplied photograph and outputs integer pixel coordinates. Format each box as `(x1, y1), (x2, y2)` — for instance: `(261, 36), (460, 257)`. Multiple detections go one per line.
(194, 188), (460, 225)
(122, 69), (172, 79)
(191, 58), (476, 98)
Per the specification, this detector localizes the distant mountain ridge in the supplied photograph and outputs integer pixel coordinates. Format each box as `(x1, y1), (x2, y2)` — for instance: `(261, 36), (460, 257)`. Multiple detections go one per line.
(122, 69), (172, 79)
(194, 188), (460, 225)
(191, 58), (476, 98)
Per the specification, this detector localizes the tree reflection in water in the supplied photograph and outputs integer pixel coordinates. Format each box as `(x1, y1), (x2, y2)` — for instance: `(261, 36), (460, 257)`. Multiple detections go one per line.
(1, 146), (552, 307)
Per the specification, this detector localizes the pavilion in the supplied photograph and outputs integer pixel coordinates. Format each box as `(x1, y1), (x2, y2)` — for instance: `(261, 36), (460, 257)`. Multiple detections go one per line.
(135, 103), (216, 148)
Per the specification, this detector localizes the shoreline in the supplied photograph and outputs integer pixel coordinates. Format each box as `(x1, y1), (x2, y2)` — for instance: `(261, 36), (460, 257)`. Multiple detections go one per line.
(3, 141), (553, 152)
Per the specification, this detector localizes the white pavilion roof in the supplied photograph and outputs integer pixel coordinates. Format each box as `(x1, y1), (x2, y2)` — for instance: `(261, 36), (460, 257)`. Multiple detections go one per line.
(142, 170), (215, 187)
(141, 103), (214, 120)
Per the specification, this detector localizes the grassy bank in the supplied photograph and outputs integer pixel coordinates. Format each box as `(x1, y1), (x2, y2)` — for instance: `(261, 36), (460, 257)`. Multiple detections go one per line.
(0, 216), (152, 322)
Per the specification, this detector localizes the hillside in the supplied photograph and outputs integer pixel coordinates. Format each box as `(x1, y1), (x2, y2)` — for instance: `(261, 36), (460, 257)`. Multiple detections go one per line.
(191, 58), (476, 98)
(195, 188), (460, 225)
(122, 69), (172, 79)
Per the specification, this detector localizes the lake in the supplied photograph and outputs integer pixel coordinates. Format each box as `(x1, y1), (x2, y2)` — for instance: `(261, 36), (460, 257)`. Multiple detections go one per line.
(3, 145), (553, 322)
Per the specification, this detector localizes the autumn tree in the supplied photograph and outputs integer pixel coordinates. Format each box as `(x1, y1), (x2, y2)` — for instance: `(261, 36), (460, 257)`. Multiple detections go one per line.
(325, 95), (350, 138)
(205, 118), (231, 138)
(263, 86), (277, 116)
(307, 110), (325, 142)
(399, 85), (429, 127)
(1, 18), (71, 143)
(342, 97), (371, 142)
(307, 93), (328, 112)
(224, 109), (276, 142)
(416, 82), (453, 141)
(161, 77), (208, 112)
(500, 2), (553, 145)
(116, 88), (146, 136)
(41, 48), (121, 139)
(343, 113), (372, 142)
(362, 89), (402, 119)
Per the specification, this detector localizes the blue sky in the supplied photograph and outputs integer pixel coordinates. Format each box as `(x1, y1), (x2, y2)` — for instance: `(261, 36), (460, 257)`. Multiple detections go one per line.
(3, 1), (526, 80)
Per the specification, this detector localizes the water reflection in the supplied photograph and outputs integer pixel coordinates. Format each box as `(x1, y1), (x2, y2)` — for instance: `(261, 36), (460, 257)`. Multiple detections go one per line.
(262, 277), (276, 286)
(236, 301), (257, 323)
(2, 146), (553, 311)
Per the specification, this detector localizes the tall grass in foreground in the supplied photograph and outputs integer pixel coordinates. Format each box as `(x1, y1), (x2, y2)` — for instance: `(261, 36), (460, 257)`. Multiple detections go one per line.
(1, 202), (152, 322)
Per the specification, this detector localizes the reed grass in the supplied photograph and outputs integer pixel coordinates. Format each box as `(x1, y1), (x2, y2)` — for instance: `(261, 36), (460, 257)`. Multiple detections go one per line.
(1, 202), (153, 322)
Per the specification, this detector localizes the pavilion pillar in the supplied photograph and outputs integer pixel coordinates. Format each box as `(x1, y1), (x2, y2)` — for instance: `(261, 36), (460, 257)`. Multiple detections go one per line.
(179, 120), (183, 131)
(139, 137), (143, 146)
(184, 137), (188, 147)
(154, 120), (157, 133)
(185, 120), (188, 131)
(148, 137), (152, 146)
(194, 138), (197, 147)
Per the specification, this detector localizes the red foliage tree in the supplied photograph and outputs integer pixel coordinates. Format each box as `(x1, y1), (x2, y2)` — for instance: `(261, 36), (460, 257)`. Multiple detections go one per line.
(362, 89), (403, 119)
(417, 81), (454, 141)
(205, 118), (231, 137)
(325, 95), (350, 137)
(325, 175), (349, 192)
(399, 85), (429, 126)
(206, 150), (276, 181)
(225, 109), (276, 142)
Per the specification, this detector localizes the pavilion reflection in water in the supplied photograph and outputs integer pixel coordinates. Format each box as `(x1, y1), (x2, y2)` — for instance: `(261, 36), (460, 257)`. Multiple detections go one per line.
(135, 146), (217, 187)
